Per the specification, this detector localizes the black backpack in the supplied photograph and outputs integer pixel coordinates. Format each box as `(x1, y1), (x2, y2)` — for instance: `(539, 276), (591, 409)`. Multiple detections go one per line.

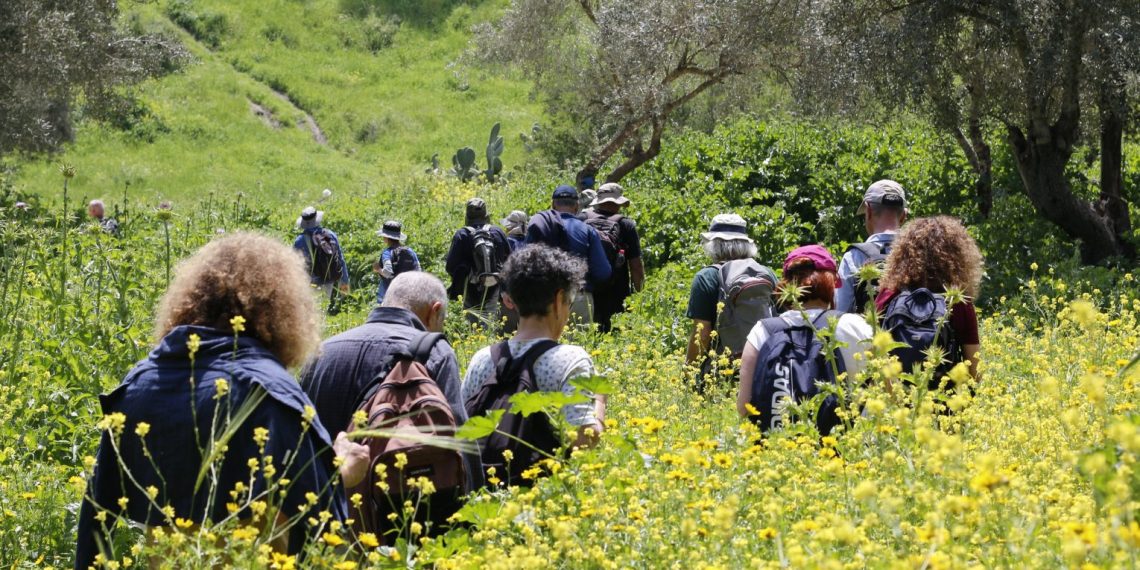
(750, 311), (845, 436)
(307, 229), (344, 284)
(389, 246), (419, 275)
(464, 340), (560, 487)
(584, 212), (627, 274)
(881, 288), (964, 391)
(845, 242), (890, 312)
(466, 225), (502, 288)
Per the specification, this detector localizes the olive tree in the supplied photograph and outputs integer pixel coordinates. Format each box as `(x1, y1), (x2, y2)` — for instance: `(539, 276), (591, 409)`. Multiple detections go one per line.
(469, 0), (801, 187)
(0, 0), (185, 157)
(800, 0), (1139, 263)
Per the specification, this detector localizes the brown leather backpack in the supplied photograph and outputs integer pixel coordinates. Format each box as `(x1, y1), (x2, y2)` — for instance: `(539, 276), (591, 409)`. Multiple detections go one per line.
(346, 332), (466, 541)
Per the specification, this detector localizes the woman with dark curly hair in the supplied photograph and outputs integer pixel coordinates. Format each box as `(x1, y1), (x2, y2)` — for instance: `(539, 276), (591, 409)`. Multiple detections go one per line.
(77, 233), (366, 568)
(876, 216), (984, 381)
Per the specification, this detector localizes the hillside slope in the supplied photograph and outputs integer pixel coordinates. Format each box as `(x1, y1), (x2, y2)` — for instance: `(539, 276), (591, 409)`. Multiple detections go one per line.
(9, 0), (542, 205)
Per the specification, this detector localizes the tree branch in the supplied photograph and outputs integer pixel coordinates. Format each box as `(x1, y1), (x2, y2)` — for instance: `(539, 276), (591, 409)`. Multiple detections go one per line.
(575, 0), (597, 25)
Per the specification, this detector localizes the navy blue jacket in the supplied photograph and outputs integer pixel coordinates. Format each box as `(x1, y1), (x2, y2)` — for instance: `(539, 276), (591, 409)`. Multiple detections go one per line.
(525, 210), (612, 290)
(76, 326), (344, 569)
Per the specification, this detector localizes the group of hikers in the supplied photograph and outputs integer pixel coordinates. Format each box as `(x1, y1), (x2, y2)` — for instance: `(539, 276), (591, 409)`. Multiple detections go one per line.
(75, 178), (984, 567)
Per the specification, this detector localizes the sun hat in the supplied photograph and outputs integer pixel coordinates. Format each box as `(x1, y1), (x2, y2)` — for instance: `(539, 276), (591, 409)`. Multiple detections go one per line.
(857, 179), (908, 215)
(296, 206), (324, 230)
(591, 182), (631, 207)
(578, 189), (597, 211)
(465, 197), (489, 226)
(783, 244), (840, 280)
(552, 184), (578, 200)
(700, 213), (753, 243)
(501, 210), (528, 235)
(376, 220), (407, 242)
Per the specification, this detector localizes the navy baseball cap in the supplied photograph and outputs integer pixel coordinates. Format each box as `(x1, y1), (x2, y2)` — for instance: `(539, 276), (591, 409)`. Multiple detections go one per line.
(552, 184), (578, 199)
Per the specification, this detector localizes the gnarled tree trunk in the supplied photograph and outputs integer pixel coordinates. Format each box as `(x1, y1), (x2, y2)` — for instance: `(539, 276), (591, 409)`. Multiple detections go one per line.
(1008, 122), (1129, 264)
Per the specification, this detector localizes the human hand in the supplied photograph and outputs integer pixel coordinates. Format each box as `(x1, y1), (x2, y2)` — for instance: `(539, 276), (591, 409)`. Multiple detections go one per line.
(334, 431), (370, 488)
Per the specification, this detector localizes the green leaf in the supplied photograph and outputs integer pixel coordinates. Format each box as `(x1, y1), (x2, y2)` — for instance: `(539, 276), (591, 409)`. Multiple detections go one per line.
(569, 375), (616, 395)
(450, 499), (500, 524)
(509, 391), (588, 417)
(455, 410), (504, 440)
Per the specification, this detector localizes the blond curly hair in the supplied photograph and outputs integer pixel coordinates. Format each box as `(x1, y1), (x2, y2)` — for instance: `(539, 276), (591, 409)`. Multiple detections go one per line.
(880, 216), (984, 300)
(154, 232), (320, 367)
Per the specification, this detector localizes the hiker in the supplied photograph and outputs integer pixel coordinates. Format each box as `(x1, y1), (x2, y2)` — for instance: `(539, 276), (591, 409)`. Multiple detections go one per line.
(445, 198), (511, 327)
(462, 245), (606, 487)
(876, 215), (983, 388)
(76, 233), (362, 568)
(737, 245), (873, 435)
(836, 180), (908, 313)
(584, 182), (645, 332)
(293, 206), (350, 312)
(373, 220), (421, 304)
(525, 184), (612, 325)
(300, 271), (474, 539)
(685, 214), (778, 391)
(87, 199), (120, 236)
(502, 210), (529, 252)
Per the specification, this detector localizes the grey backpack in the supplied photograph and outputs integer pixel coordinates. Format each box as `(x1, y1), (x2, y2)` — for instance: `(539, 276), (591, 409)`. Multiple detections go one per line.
(715, 259), (777, 356)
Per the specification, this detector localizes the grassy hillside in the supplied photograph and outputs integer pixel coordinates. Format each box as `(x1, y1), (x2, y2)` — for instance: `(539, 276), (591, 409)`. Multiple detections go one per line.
(9, 0), (542, 205)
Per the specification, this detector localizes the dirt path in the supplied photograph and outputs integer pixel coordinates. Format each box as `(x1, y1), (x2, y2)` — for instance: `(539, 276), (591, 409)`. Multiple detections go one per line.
(270, 90), (327, 145)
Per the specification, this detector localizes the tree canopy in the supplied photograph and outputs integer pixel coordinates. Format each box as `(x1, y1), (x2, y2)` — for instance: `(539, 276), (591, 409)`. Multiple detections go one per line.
(0, 0), (186, 157)
(799, 0), (1140, 263)
(470, 0), (800, 187)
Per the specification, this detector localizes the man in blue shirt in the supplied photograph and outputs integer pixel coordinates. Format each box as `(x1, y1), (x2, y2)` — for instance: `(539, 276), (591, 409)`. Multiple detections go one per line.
(526, 184), (612, 325)
(293, 207), (350, 313)
(835, 179), (908, 313)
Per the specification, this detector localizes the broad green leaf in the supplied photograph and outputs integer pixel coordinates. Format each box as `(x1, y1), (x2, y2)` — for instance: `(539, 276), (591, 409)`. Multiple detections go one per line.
(455, 410), (505, 440)
(569, 375), (616, 395)
(509, 391), (588, 417)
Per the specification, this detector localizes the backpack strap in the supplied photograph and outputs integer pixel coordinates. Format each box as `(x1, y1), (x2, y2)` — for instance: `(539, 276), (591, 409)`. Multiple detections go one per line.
(493, 340), (559, 391)
(407, 332), (445, 365)
(846, 242), (888, 259)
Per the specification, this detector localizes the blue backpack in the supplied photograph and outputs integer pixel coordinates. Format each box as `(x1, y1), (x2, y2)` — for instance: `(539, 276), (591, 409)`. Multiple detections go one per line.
(750, 310), (846, 436)
(881, 288), (963, 390)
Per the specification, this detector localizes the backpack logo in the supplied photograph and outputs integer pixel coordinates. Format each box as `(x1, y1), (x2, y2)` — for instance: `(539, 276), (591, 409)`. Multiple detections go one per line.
(715, 259), (776, 357)
(467, 225), (501, 288)
(346, 333), (466, 539)
(882, 288), (963, 390)
(308, 229), (344, 284)
(750, 311), (845, 435)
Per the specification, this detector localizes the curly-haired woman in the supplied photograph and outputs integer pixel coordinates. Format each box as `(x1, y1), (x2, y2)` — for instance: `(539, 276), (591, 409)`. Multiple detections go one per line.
(876, 216), (984, 381)
(76, 233), (365, 568)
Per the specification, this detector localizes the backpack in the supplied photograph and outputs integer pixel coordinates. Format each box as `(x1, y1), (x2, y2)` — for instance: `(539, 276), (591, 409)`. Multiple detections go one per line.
(714, 260), (777, 357)
(389, 246), (419, 275)
(346, 333), (466, 539)
(307, 229), (344, 284)
(846, 242), (890, 312)
(750, 311), (846, 435)
(584, 212), (627, 274)
(464, 340), (561, 487)
(466, 225), (502, 288)
(881, 288), (964, 391)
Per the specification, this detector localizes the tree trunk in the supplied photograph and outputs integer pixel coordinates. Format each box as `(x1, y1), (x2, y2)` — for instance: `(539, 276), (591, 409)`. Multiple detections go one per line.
(1098, 105), (1135, 258)
(604, 119), (664, 183)
(1007, 124), (1128, 264)
(967, 113), (993, 218)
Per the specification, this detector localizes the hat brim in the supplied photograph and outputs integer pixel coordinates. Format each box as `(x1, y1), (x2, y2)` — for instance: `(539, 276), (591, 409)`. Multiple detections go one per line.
(296, 211), (324, 229)
(591, 196), (631, 207)
(377, 230), (407, 241)
(701, 231), (754, 243)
